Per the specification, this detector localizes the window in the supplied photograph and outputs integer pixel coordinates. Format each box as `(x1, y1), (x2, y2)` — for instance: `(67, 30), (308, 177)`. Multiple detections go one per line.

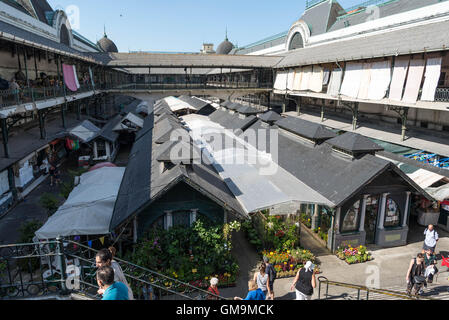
(60, 24), (70, 46)
(96, 140), (106, 157)
(384, 198), (401, 228)
(341, 200), (360, 233)
(288, 32), (304, 51)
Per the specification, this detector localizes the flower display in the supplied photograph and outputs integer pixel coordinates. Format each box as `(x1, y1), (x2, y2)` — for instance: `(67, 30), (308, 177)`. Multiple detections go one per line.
(261, 248), (318, 278)
(336, 245), (372, 264)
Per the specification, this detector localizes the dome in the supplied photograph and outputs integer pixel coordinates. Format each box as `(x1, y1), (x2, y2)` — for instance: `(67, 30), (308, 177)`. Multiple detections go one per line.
(216, 37), (234, 55)
(97, 34), (118, 53)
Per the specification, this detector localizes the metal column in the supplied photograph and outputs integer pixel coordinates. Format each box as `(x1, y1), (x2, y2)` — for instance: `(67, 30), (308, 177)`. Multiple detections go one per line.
(1, 118), (9, 158)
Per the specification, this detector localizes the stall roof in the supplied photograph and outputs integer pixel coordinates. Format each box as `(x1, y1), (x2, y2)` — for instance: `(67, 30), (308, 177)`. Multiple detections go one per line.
(325, 132), (384, 153)
(182, 114), (335, 212)
(96, 115), (122, 143)
(275, 116), (337, 141)
(244, 120), (432, 206)
(69, 120), (101, 143)
(258, 111), (282, 123)
(35, 167), (125, 239)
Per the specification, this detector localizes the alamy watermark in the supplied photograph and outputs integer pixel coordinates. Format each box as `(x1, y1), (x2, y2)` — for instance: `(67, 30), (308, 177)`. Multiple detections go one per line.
(168, 127), (280, 176)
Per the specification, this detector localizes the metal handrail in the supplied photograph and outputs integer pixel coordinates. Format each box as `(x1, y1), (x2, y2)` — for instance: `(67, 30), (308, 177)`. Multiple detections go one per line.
(64, 240), (226, 300)
(317, 276), (434, 300)
(0, 239), (227, 300)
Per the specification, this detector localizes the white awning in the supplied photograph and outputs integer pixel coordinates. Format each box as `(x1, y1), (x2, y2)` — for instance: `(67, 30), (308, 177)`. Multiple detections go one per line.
(408, 169), (446, 189)
(35, 167), (125, 239)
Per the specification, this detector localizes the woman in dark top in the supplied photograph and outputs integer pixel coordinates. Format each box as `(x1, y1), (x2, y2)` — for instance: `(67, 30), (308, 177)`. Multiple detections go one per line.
(424, 249), (438, 284)
(290, 261), (316, 300)
(406, 253), (426, 296)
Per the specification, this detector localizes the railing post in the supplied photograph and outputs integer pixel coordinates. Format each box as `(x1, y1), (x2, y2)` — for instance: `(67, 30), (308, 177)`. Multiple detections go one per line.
(56, 236), (67, 294)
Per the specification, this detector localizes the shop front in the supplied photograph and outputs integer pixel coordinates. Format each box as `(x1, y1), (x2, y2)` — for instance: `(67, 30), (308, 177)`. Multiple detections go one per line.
(333, 191), (412, 249)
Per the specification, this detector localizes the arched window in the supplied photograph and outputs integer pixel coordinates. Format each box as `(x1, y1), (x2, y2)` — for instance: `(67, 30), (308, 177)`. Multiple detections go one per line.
(341, 200), (360, 233)
(60, 24), (70, 46)
(384, 198), (401, 228)
(288, 32), (304, 51)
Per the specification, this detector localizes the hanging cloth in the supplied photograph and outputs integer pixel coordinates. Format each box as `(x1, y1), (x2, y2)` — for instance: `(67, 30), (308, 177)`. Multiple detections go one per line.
(421, 56), (442, 102)
(73, 65), (80, 89)
(327, 69), (343, 97)
(389, 58), (409, 101)
(63, 64), (78, 92)
(402, 59), (425, 104)
(367, 60), (392, 101)
(340, 62), (363, 98)
(89, 66), (95, 88)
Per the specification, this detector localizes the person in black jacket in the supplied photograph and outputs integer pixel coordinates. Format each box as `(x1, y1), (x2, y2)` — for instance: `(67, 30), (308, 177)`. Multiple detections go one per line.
(263, 256), (276, 300)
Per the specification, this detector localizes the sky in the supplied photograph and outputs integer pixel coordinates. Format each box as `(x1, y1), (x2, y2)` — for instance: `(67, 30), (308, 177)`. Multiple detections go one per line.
(47, 0), (365, 52)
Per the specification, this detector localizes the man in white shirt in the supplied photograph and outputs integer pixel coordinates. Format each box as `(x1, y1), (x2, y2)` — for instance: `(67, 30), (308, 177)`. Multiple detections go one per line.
(422, 225), (439, 254)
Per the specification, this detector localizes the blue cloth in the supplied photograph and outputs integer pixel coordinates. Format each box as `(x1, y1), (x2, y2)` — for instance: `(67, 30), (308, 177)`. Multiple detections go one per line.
(244, 289), (266, 301)
(102, 282), (129, 300)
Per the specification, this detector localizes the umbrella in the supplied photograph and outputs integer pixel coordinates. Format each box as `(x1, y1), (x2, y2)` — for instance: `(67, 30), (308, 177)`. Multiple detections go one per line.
(89, 162), (117, 172)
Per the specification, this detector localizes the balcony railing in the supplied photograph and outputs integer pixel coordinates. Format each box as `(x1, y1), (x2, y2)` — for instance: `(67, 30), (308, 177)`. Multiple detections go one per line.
(0, 239), (226, 300)
(0, 84), (96, 109)
(105, 82), (273, 91)
(435, 87), (449, 102)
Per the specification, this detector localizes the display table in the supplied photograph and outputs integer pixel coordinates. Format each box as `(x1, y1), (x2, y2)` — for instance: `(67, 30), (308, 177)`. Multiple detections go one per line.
(417, 209), (440, 226)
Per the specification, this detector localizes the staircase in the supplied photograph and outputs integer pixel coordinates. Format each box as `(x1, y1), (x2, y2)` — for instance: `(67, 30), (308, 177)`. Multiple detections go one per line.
(0, 239), (225, 300)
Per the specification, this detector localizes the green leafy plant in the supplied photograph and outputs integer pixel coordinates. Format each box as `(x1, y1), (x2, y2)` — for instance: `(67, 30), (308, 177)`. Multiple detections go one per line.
(17, 220), (43, 272)
(125, 218), (240, 291)
(19, 220), (42, 243)
(59, 168), (88, 199)
(39, 193), (59, 217)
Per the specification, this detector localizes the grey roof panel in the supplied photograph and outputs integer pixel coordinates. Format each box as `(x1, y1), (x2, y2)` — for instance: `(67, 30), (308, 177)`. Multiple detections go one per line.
(236, 105), (261, 115)
(258, 111), (282, 123)
(325, 132), (385, 153)
(329, 0), (445, 32)
(278, 19), (449, 67)
(275, 116), (337, 140)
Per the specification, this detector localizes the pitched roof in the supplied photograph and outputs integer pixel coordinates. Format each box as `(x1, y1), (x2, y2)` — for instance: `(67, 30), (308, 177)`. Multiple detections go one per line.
(155, 140), (202, 163)
(258, 111), (282, 123)
(325, 132), (384, 154)
(227, 103), (243, 111)
(243, 120), (430, 206)
(275, 116), (337, 141)
(96, 115), (121, 143)
(236, 105), (261, 115)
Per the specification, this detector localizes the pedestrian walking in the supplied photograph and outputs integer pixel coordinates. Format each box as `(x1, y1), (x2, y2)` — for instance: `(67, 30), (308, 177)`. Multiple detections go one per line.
(96, 266), (129, 300)
(253, 262), (272, 300)
(263, 256), (277, 300)
(207, 277), (220, 300)
(406, 253), (426, 296)
(96, 247), (134, 300)
(234, 280), (266, 301)
(49, 165), (56, 186)
(290, 261), (317, 300)
(424, 249), (438, 284)
(422, 225), (439, 254)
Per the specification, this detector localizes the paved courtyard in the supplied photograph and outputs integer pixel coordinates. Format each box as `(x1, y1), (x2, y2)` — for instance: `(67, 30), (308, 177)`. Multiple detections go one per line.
(221, 223), (449, 300)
